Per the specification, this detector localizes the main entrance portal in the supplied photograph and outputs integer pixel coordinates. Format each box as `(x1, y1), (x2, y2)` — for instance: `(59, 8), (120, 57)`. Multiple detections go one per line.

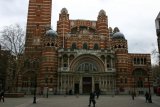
(83, 77), (92, 94)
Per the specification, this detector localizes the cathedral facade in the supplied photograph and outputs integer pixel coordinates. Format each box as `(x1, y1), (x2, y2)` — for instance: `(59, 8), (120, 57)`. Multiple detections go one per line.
(21, 0), (152, 95)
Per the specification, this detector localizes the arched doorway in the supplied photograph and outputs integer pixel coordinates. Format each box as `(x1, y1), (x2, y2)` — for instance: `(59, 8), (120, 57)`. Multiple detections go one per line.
(132, 68), (147, 95)
(83, 77), (92, 94)
(70, 54), (105, 94)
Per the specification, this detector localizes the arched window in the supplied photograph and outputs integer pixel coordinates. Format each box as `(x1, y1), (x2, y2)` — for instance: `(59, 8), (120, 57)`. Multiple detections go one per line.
(107, 56), (111, 68)
(101, 55), (105, 62)
(93, 43), (99, 50)
(137, 58), (140, 64)
(144, 58), (146, 64)
(83, 43), (88, 49)
(47, 43), (50, 46)
(141, 58), (143, 64)
(51, 43), (54, 46)
(71, 43), (77, 49)
(63, 54), (68, 67)
(134, 58), (136, 64)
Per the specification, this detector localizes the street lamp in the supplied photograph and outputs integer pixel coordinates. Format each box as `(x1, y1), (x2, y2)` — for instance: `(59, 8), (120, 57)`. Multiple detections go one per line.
(147, 62), (152, 103)
(33, 72), (37, 104)
(45, 75), (48, 98)
(32, 59), (38, 104)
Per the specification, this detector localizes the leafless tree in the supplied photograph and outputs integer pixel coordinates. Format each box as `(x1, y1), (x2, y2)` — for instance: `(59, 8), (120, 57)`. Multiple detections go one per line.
(151, 49), (160, 65)
(0, 24), (25, 92)
(151, 48), (160, 89)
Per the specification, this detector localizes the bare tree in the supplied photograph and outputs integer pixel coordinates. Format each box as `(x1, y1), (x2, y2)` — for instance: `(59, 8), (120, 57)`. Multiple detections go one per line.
(151, 47), (160, 91)
(151, 49), (160, 65)
(152, 65), (160, 89)
(0, 24), (25, 92)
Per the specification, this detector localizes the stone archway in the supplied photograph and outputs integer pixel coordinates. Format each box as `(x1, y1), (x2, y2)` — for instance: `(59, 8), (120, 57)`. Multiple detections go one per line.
(132, 68), (147, 94)
(70, 54), (105, 94)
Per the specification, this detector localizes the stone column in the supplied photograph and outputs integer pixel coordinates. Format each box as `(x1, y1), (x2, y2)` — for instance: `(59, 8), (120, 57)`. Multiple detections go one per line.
(109, 77), (111, 91)
(92, 76), (95, 92)
(111, 58), (113, 68)
(79, 76), (82, 94)
(61, 56), (63, 68)
(99, 77), (101, 90)
(57, 74), (59, 94)
(73, 76), (75, 94)
(105, 56), (107, 70)
(68, 75), (69, 90)
(68, 55), (69, 68)
(60, 75), (62, 94)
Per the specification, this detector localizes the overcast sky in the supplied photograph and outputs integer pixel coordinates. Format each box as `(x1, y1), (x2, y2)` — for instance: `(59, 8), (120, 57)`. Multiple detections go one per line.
(0, 0), (159, 64)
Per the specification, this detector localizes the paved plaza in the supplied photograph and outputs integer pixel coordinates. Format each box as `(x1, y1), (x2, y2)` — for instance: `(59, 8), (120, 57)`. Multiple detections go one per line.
(0, 95), (160, 107)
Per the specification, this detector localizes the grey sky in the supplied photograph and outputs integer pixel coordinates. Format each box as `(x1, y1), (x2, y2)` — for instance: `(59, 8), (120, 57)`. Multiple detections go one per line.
(0, 0), (159, 64)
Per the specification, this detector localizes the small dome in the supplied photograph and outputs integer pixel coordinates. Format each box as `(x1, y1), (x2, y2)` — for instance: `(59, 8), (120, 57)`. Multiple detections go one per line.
(113, 27), (120, 33)
(61, 8), (68, 14)
(112, 32), (125, 39)
(99, 9), (106, 16)
(46, 29), (57, 37)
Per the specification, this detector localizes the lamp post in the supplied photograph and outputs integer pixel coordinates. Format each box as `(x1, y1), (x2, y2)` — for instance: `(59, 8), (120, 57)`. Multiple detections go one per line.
(147, 62), (152, 103)
(45, 75), (48, 98)
(133, 76), (136, 96)
(32, 59), (38, 103)
(33, 72), (37, 104)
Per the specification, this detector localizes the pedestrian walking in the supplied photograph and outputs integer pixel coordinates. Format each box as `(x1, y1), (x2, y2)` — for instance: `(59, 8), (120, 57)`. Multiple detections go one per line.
(95, 89), (101, 99)
(145, 92), (149, 103)
(131, 91), (135, 100)
(88, 91), (96, 107)
(0, 90), (4, 102)
(148, 93), (152, 103)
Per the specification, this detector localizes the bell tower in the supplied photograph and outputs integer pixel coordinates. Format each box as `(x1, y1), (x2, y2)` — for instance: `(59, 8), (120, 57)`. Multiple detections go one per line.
(23, 0), (53, 93)
(25, 0), (52, 56)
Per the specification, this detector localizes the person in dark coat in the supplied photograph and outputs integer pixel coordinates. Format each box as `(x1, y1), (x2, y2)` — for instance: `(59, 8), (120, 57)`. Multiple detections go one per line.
(145, 92), (149, 103)
(131, 91), (135, 100)
(148, 93), (152, 103)
(88, 91), (96, 107)
(0, 90), (4, 102)
(96, 89), (101, 99)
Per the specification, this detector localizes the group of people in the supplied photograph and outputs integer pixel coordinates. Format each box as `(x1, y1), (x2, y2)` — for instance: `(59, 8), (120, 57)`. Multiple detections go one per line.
(145, 92), (152, 103)
(88, 89), (101, 107)
(131, 91), (152, 103)
(0, 90), (4, 102)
